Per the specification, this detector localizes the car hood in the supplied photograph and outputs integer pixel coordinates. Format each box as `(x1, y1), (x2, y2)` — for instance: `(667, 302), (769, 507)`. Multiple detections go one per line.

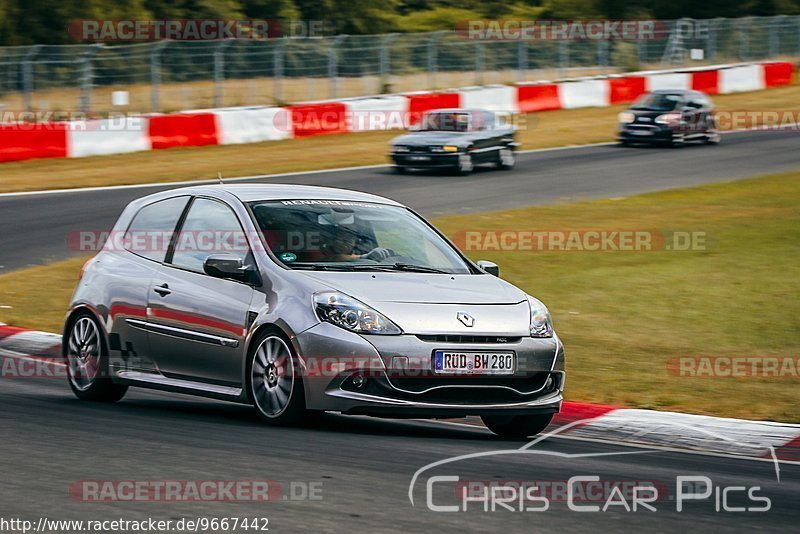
(392, 132), (470, 146)
(297, 271), (527, 305)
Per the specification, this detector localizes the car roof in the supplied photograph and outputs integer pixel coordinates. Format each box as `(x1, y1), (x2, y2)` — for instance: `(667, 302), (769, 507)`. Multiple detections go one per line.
(165, 183), (404, 206)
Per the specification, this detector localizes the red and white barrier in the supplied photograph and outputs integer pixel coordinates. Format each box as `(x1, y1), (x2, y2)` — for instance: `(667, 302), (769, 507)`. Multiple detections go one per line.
(67, 117), (151, 158)
(289, 102), (348, 138)
(0, 123), (68, 163)
(148, 112), (219, 150)
(691, 69), (719, 94)
(405, 92), (461, 125)
(459, 85), (518, 113)
(213, 107), (292, 145)
(559, 78), (610, 109)
(608, 76), (647, 105)
(343, 95), (409, 132)
(645, 71), (692, 92)
(516, 83), (562, 112)
(763, 62), (795, 87)
(720, 64), (766, 93)
(0, 62), (793, 164)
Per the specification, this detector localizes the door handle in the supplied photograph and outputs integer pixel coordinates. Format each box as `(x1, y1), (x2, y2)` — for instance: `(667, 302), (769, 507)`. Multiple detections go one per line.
(153, 283), (171, 297)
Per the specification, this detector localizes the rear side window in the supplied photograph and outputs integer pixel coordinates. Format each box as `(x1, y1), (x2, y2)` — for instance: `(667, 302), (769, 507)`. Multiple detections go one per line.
(125, 196), (190, 263)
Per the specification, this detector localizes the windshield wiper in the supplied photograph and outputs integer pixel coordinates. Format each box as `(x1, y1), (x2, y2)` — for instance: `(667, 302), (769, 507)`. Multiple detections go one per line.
(391, 262), (450, 273)
(290, 263), (355, 271)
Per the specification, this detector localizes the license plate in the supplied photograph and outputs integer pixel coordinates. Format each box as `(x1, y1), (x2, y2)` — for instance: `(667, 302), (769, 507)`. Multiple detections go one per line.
(408, 155), (430, 161)
(433, 351), (516, 375)
(631, 130), (653, 136)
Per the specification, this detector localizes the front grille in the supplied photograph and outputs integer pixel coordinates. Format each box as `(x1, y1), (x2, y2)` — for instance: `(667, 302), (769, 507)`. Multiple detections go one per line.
(408, 146), (430, 153)
(626, 124), (658, 131)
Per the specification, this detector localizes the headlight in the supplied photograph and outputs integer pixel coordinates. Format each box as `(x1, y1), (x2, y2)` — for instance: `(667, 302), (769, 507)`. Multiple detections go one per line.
(655, 112), (682, 125)
(393, 145), (410, 153)
(618, 112), (635, 124)
(527, 295), (553, 338)
(313, 291), (402, 335)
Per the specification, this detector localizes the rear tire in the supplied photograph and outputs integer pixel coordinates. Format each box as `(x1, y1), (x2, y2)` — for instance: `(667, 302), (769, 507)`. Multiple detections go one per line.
(481, 413), (554, 439)
(248, 329), (308, 426)
(65, 312), (127, 402)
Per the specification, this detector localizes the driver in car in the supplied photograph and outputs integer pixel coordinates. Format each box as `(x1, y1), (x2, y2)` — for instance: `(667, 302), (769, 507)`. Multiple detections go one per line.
(322, 228), (395, 262)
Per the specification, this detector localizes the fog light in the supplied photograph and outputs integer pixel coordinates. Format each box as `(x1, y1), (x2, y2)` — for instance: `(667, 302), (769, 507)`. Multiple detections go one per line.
(351, 373), (367, 389)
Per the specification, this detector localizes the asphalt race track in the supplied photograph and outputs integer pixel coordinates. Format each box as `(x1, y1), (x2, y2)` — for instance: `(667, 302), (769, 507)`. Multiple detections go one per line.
(0, 128), (799, 532)
(0, 371), (797, 532)
(0, 128), (799, 273)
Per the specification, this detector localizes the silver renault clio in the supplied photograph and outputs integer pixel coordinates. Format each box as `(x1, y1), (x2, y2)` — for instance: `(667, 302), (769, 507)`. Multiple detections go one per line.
(64, 184), (564, 438)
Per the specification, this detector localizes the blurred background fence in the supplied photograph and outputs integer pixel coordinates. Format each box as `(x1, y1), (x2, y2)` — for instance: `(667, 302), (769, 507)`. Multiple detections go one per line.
(0, 16), (798, 114)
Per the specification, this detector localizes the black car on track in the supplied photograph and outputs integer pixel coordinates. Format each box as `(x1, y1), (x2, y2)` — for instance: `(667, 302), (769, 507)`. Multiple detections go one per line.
(389, 109), (518, 175)
(618, 89), (720, 147)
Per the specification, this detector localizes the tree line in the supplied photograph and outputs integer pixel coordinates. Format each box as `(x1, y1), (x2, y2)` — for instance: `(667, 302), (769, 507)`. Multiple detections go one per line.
(0, 0), (798, 45)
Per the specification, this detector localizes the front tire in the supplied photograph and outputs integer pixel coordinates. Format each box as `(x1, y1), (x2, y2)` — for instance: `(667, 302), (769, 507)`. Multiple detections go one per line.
(249, 329), (307, 426)
(65, 312), (127, 402)
(456, 153), (474, 175)
(481, 413), (554, 439)
(498, 147), (515, 170)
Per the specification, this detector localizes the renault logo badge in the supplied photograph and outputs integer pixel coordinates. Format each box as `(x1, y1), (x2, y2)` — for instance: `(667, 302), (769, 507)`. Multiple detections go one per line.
(457, 312), (475, 327)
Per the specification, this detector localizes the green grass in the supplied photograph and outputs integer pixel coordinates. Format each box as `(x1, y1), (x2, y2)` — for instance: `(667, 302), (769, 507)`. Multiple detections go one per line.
(1, 171), (798, 421)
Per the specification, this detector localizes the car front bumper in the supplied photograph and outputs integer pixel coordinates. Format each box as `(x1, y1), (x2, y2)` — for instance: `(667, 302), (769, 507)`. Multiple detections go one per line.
(390, 152), (461, 168)
(292, 322), (565, 417)
(618, 124), (676, 143)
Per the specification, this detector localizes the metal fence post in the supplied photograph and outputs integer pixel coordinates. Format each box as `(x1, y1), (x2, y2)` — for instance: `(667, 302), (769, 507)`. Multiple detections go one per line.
(475, 41), (484, 85)
(597, 40), (609, 75)
(379, 33), (398, 92)
(427, 31), (445, 90)
(273, 38), (287, 103)
(150, 41), (169, 112)
(708, 18), (724, 61)
(795, 15), (800, 56)
(21, 45), (42, 111)
(329, 35), (347, 99)
(78, 44), (102, 113)
(558, 40), (568, 77)
(738, 18), (751, 60)
(517, 40), (527, 82)
(769, 16), (784, 58)
(214, 39), (233, 108)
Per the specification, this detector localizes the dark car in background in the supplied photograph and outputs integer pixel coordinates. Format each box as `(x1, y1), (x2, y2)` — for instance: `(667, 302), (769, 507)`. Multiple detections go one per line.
(389, 109), (517, 174)
(618, 89), (720, 147)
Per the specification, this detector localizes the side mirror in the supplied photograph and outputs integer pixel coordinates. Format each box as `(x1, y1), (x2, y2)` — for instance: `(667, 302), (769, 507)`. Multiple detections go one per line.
(203, 253), (257, 284)
(477, 260), (499, 277)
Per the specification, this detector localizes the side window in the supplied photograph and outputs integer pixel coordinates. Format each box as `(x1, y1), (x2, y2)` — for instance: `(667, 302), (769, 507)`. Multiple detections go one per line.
(170, 198), (250, 273)
(125, 196), (190, 263)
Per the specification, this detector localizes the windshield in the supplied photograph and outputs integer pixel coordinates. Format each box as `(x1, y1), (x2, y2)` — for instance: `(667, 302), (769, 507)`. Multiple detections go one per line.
(249, 200), (473, 274)
(631, 93), (683, 111)
(418, 112), (472, 132)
